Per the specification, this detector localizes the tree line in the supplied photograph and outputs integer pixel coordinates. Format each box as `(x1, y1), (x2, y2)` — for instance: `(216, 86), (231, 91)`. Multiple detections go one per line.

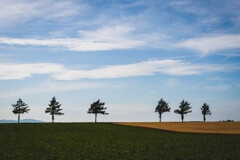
(11, 97), (211, 123)
(12, 97), (108, 123)
(155, 98), (211, 122)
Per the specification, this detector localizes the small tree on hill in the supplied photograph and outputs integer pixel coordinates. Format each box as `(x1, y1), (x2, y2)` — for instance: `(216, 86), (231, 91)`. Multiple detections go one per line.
(45, 96), (64, 123)
(12, 98), (30, 123)
(174, 100), (192, 122)
(155, 98), (170, 122)
(201, 103), (211, 122)
(88, 99), (108, 123)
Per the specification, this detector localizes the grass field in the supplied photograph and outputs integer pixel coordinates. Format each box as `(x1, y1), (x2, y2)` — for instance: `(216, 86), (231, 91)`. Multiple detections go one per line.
(116, 122), (240, 134)
(0, 123), (240, 160)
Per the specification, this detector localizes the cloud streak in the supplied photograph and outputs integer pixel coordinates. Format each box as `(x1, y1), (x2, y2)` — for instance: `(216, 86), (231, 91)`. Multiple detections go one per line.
(0, 63), (64, 80)
(203, 84), (231, 91)
(0, 0), (83, 26)
(2, 33), (240, 54)
(0, 26), (145, 51)
(0, 81), (106, 98)
(176, 34), (240, 55)
(0, 60), (232, 80)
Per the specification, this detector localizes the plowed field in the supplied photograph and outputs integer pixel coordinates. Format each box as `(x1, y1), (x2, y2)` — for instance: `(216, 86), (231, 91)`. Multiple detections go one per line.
(116, 122), (240, 134)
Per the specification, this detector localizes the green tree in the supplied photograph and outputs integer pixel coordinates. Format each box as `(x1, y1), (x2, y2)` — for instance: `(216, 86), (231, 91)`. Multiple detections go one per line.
(174, 100), (192, 122)
(155, 98), (170, 122)
(45, 96), (64, 123)
(12, 98), (30, 123)
(88, 99), (108, 123)
(201, 103), (211, 122)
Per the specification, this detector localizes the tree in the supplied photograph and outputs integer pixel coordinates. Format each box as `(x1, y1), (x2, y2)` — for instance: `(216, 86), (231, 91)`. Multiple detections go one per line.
(88, 99), (108, 123)
(201, 103), (211, 122)
(174, 100), (192, 122)
(12, 98), (30, 123)
(45, 96), (64, 123)
(155, 98), (170, 122)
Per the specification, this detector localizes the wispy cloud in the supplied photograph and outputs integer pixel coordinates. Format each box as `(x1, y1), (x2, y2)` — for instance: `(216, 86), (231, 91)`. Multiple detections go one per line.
(203, 84), (231, 91)
(166, 78), (179, 87)
(0, 81), (106, 98)
(0, 0), (83, 26)
(1, 0), (240, 54)
(208, 77), (223, 81)
(2, 33), (240, 54)
(0, 25), (145, 51)
(217, 53), (240, 58)
(190, 84), (231, 91)
(176, 34), (240, 55)
(0, 63), (64, 80)
(108, 104), (151, 114)
(0, 60), (233, 80)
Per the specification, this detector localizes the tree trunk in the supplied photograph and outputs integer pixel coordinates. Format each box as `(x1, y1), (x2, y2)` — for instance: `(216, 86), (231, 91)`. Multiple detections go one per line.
(95, 114), (97, 123)
(181, 114), (184, 122)
(159, 114), (162, 122)
(203, 115), (206, 122)
(18, 114), (20, 124)
(52, 115), (54, 123)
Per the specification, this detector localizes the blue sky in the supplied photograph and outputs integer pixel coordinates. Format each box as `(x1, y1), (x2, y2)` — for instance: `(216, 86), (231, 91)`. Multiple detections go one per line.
(0, 0), (240, 122)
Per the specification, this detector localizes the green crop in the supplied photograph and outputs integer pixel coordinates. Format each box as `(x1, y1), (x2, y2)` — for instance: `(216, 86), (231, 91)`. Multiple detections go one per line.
(0, 123), (239, 160)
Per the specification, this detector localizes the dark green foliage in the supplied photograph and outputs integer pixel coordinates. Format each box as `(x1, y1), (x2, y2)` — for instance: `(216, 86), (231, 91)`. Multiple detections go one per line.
(201, 103), (211, 122)
(174, 100), (192, 122)
(12, 98), (30, 123)
(0, 123), (239, 160)
(45, 97), (64, 123)
(155, 98), (170, 122)
(88, 99), (108, 123)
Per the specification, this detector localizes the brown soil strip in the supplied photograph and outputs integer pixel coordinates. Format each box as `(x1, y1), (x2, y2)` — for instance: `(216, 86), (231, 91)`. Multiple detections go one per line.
(115, 122), (240, 134)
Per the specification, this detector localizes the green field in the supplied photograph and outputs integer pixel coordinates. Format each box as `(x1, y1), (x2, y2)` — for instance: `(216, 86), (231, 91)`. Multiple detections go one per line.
(0, 123), (239, 160)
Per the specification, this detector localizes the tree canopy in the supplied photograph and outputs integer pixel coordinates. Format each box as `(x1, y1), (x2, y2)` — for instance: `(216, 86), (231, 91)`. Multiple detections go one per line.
(155, 98), (170, 122)
(201, 103), (211, 122)
(12, 98), (30, 123)
(45, 96), (64, 123)
(88, 99), (108, 123)
(174, 100), (192, 122)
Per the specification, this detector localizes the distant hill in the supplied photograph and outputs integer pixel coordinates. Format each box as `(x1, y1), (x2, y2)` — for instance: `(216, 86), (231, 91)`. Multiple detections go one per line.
(0, 119), (45, 123)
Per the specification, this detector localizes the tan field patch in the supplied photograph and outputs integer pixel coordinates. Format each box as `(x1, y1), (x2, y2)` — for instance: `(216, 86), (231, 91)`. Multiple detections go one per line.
(115, 122), (240, 134)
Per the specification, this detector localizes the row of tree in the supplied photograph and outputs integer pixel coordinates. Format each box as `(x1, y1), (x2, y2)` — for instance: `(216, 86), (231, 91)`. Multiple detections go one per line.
(11, 97), (211, 123)
(12, 97), (108, 123)
(155, 98), (211, 122)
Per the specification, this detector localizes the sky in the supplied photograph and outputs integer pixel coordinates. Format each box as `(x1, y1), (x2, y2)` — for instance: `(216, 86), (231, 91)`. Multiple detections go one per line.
(0, 0), (240, 122)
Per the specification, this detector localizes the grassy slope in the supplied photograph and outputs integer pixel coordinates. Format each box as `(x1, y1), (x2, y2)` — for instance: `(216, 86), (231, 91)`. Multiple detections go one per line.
(0, 123), (239, 160)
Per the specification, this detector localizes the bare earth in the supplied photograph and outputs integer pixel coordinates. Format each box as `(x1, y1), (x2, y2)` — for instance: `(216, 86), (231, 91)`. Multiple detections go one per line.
(115, 122), (240, 134)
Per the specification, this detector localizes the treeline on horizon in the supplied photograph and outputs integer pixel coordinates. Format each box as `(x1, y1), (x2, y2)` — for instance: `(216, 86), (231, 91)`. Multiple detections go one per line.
(10, 97), (212, 123)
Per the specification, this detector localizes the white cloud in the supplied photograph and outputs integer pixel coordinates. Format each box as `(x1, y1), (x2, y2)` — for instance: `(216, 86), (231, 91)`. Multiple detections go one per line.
(0, 0), (83, 26)
(166, 78), (179, 87)
(0, 59), (231, 80)
(0, 25), (145, 51)
(208, 77), (223, 81)
(0, 63), (64, 80)
(149, 91), (157, 94)
(203, 84), (231, 91)
(176, 34), (240, 55)
(0, 81), (106, 98)
(49, 60), (231, 80)
(0, 54), (13, 57)
(217, 53), (240, 58)
(108, 104), (151, 114)
(237, 83), (240, 88)
(190, 84), (231, 91)
(78, 25), (134, 42)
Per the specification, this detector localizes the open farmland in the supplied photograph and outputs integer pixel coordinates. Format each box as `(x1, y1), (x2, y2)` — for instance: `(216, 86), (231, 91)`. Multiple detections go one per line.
(116, 122), (240, 134)
(0, 123), (240, 160)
